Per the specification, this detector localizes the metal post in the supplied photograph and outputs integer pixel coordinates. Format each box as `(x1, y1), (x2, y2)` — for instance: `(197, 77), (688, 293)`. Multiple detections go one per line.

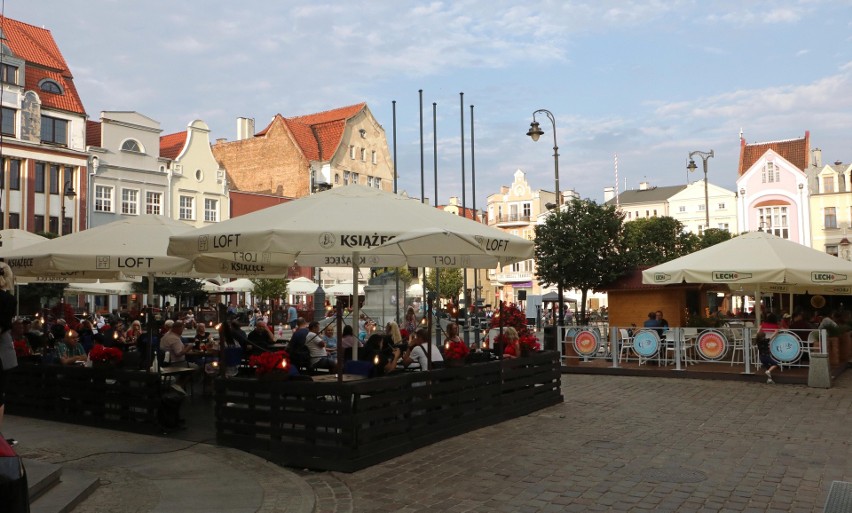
(470, 104), (480, 349)
(460, 93), (469, 347)
(432, 102), (441, 349)
(392, 100), (400, 324)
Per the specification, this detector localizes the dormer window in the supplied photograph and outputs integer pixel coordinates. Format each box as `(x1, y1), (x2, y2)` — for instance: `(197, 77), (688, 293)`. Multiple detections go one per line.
(0, 64), (17, 85)
(38, 79), (62, 95)
(121, 139), (142, 153)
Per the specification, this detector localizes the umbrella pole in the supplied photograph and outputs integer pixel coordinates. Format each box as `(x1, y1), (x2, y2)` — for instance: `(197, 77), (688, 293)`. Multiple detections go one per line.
(352, 251), (360, 361)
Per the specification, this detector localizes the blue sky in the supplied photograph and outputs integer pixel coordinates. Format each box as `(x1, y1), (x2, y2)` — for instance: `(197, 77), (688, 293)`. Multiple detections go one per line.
(11, 1), (852, 208)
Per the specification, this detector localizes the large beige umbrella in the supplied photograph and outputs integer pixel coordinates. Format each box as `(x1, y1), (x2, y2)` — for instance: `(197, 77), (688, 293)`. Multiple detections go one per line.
(643, 231), (852, 323)
(0, 229), (47, 254)
(168, 185), (534, 358)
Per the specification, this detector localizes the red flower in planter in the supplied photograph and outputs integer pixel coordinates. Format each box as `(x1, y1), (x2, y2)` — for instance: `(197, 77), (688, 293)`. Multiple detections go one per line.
(519, 334), (541, 353)
(89, 344), (123, 364)
(444, 340), (470, 361)
(249, 350), (290, 376)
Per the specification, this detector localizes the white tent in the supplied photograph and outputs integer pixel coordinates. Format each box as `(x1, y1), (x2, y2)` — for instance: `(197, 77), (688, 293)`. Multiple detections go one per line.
(288, 277), (319, 295)
(66, 281), (136, 295)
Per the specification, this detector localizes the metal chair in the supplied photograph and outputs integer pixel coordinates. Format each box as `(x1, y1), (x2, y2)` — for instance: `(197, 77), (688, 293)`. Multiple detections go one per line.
(618, 328), (634, 363)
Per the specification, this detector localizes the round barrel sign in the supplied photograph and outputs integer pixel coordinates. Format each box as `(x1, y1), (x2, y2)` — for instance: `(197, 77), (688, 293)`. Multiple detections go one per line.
(573, 329), (600, 357)
(770, 331), (802, 363)
(633, 329), (660, 358)
(696, 329), (728, 361)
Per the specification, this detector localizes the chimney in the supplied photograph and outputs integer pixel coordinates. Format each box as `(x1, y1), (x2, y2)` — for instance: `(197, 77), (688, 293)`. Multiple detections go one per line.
(639, 181), (649, 191)
(215, 138), (227, 144)
(236, 117), (255, 141)
(603, 186), (614, 202)
(835, 160), (843, 166)
(449, 196), (459, 206)
(812, 148), (822, 168)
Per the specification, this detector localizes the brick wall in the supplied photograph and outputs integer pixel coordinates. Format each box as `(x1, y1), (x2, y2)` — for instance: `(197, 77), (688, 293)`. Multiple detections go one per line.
(213, 119), (310, 197)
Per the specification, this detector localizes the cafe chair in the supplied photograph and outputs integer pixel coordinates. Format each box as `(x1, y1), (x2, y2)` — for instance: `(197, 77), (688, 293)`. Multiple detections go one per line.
(618, 329), (634, 363)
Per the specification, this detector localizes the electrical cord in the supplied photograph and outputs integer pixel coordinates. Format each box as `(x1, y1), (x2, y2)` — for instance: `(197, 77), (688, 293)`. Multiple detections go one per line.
(52, 437), (216, 464)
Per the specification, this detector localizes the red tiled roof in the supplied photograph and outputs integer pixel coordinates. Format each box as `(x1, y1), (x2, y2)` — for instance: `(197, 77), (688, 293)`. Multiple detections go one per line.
(255, 103), (366, 162)
(439, 204), (480, 221)
(1, 16), (85, 115)
(738, 131), (809, 175)
(86, 120), (101, 147)
(160, 131), (187, 160)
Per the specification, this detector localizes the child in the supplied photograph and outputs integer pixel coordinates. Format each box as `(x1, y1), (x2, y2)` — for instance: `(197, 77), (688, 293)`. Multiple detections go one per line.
(755, 332), (780, 384)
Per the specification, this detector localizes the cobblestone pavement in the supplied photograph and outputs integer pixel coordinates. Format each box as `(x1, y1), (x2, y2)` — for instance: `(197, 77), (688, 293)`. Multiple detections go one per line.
(307, 373), (852, 513)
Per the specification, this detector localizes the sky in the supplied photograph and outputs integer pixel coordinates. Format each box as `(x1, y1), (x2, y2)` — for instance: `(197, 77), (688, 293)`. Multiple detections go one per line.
(10, 1), (852, 208)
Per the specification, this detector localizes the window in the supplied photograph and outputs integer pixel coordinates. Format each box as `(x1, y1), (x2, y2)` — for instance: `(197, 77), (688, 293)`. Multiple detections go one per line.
(343, 171), (351, 185)
(48, 216), (58, 234)
(334, 173), (340, 184)
(40, 116), (68, 145)
(372, 177), (380, 189)
(121, 139), (142, 152)
(825, 207), (838, 229)
(0, 63), (17, 85)
(698, 204), (705, 211)
(1, 107), (14, 136)
(145, 191), (162, 215)
(653, 209), (657, 216)
(371, 150), (377, 165)
(8, 160), (19, 190)
(49, 164), (59, 194)
(121, 188), (138, 215)
(204, 198), (218, 222)
(645, 210), (649, 218)
(360, 148), (366, 161)
(62, 216), (72, 235)
(179, 196), (194, 220)
(39, 80), (62, 94)
(717, 223), (729, 231)
(523, 203), (531, 218)
(349, 145), (355, 159)
(827, 245), (839, 257)
(678, 206), (686, 213)
(34, 215), (44, 233)
(718, 202), (726, 210)
(64, 166), (74, 190)
(627, 212), (632, 219)
(8, 213), (19, 230)
(94, 185), (114, 212)
(351, 172), (359, 184)
(757, 206), (789, 239)
(195, 169), (203, 182)
(823, 176), (835, 193)
(34, 163), (45, 193)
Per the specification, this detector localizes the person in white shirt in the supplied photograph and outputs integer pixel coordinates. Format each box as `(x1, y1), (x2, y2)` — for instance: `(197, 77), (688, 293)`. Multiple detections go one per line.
(399, 327), (443, 370)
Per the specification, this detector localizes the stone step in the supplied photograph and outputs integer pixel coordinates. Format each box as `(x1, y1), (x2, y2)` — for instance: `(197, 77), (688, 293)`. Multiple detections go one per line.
(23, 459), (100, 513)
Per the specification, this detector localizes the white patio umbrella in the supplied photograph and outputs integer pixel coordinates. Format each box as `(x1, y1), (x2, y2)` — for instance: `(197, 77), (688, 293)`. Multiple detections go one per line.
(220, 278), (255, 293)
(66, 281), (136, 295)
(168, 185), (534, 358)
(288, 277), (319, 295)
(0, 229), (47, 254)
(325, 281), (365, 296)
(642, 231), (852, 324)
(199, 279), (223, 293)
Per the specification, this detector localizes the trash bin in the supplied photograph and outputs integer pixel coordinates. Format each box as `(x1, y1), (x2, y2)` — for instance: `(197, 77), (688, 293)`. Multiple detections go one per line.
(543, 326), (557, 352)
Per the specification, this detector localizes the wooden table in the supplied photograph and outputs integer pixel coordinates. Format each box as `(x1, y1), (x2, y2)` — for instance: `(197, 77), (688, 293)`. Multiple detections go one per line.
(311, 373), (366, 383)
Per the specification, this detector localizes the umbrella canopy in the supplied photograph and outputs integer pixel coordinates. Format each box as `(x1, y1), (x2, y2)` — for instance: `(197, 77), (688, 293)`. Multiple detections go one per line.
(199, 280), (223, 293)
(220, 278), (255, 293)
(288, 277), (319, 295)
(406, 283), (423, 297)
(325, 281), (365, 296)
(366, 229), (532, 268)
(66, 281), (136, 295)
(0, 229), (47, 255)
(3, 215), (196, 279)
(167, 185), (534, 271)
(642, 231), (852, 289)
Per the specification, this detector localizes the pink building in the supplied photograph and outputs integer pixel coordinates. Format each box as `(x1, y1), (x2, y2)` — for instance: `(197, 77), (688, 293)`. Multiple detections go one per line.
(736, 132), (811, 246)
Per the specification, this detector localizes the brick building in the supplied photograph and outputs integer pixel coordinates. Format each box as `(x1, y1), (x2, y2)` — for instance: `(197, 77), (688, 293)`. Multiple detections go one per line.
(212, 103), (394, 199)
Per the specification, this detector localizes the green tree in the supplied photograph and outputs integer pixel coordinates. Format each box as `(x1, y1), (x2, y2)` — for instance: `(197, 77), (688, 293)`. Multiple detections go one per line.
(623, 216), (698, 266)
(698, 227), (733, 249)
(424, 268), (463, 302)
(534, 198), (631, 322)
(252, 278), (289, 304)
(134, 277), (206, 311)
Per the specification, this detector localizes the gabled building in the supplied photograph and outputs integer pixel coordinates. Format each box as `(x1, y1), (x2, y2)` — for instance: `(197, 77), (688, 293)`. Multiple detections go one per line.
(160, 120), (229, 227)
(807, 149), (852, 257)
(667, 180), (738, 234)
(212, 103), (394, 202)
(0, 16), (88, 234)
(735, 131), (811, 245)
(604, 183), (686, 222)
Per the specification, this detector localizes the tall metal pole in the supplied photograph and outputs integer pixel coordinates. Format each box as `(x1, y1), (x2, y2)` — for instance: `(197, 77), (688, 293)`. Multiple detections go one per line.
(470, 104), (479, 349)
(433, 102), (441, 348)
(460, 92), (469, 345)
(392, 100), (400, 323)
(419, 90), (426, 314)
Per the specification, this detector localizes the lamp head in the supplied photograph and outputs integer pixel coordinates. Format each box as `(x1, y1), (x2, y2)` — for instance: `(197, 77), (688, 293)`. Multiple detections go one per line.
(686, 159), (697, 172)
(526, 121), (544, 142)
(545, 202), (557, 211)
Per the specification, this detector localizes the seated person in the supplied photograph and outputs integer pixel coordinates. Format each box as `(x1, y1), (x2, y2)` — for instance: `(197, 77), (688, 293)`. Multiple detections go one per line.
(192, 324), (212, 350)
(247, 321), (276, 354)
(124, 320), (143, 349)
(399, 327), (444, 370)
(759, 313), (780, 337)
(77, 319), (96, 353)
(362, 333), (398, 377)
(159, 320), (194, 367)
(57, 329), (87, 365)
(339, 325), (362, 361)
(305, 321), (333, 371)
(320, 324), (338, 363)
(11, 318), (31, 357)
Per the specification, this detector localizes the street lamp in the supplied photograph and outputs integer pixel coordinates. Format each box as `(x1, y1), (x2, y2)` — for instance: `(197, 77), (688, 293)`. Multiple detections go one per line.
(527, 109), (564, 326)
(687, 150), (714, 229)
(60, 181), (76, 236)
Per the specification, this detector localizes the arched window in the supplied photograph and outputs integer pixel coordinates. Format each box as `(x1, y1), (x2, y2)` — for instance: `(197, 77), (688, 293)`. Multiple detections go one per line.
(39, 79), (62, 94)
(121, 139), (142, 153)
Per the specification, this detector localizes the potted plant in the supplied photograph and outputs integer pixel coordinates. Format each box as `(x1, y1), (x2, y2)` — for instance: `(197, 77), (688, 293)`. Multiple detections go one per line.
(518, 334), (541, 357)
(89, 344), (123, 367)
(249, 350), (291, 380)
(443, 340), (470, 367)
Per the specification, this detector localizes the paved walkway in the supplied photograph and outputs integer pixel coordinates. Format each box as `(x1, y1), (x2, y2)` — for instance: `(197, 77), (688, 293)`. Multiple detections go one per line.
(8, 372), (852, 512)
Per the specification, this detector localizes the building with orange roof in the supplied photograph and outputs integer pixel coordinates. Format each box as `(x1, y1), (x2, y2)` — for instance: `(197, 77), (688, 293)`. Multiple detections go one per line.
(212, 103), (393, 201)
(0, 15), (88, 234)
(807, 149), (852, 258)
(735, 131), (812, 246)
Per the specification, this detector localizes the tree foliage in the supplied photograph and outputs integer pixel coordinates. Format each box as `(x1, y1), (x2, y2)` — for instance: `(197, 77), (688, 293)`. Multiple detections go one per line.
(424, 268), (463, 301)
(252, 278), (289, 303)
(134, 277), (207, 309)
(534, 198), (631, 321)
(622, 216), (698, 266)
(698, 228), (733, 249)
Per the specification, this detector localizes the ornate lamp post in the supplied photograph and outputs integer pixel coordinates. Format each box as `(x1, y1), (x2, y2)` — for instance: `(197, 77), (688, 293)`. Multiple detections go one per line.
(687, 150), (714, 229)
(527, 109), (564, 326)
(60, 181), (76, 235)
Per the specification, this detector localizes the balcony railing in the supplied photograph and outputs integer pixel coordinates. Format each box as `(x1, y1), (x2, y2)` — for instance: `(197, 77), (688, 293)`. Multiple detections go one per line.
(491, 214), (531, 225)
